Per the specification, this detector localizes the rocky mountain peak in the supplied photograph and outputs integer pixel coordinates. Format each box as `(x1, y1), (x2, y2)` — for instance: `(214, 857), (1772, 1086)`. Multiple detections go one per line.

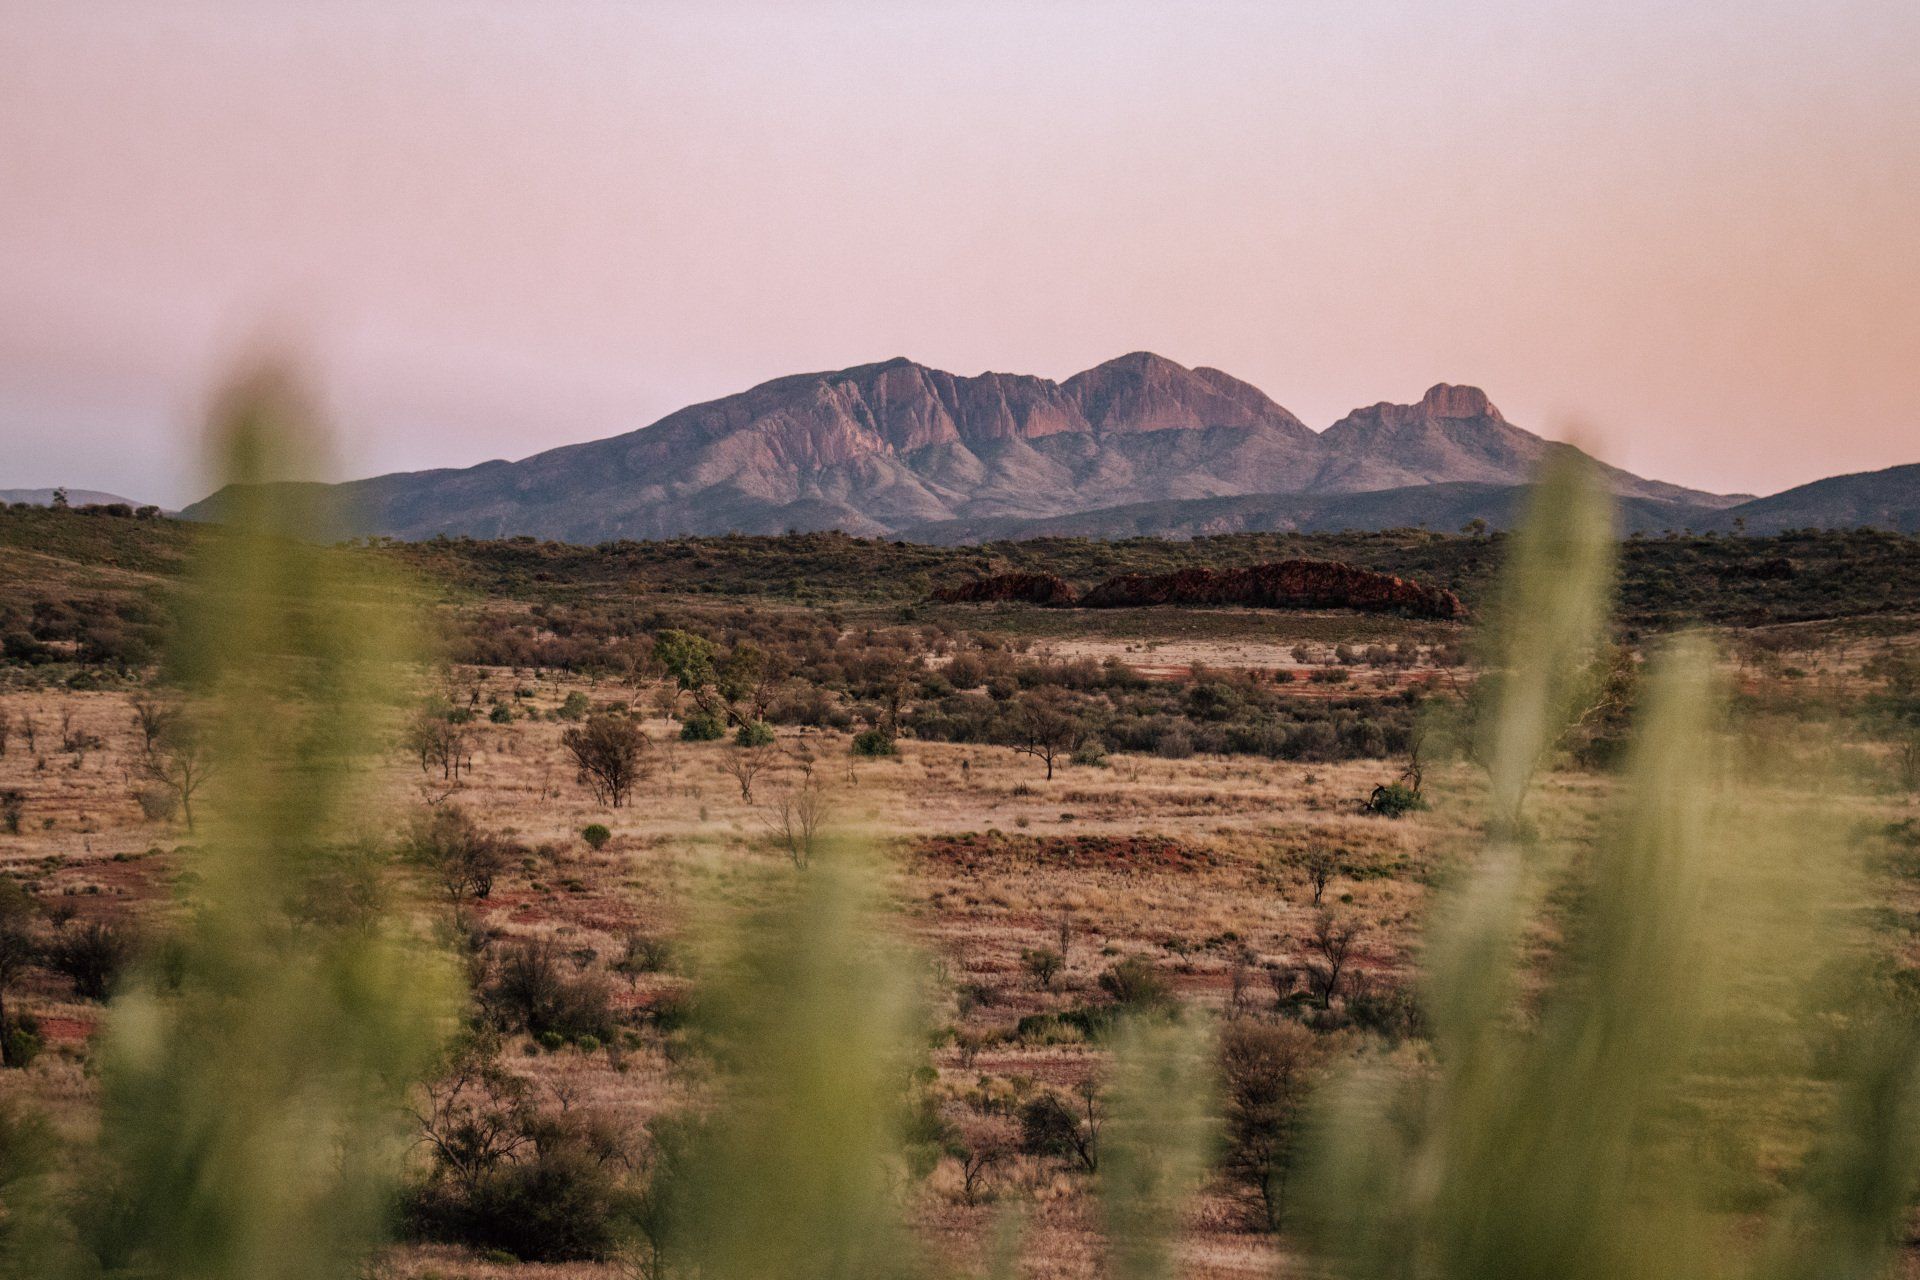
(1419, 383), (1502, 421)
(1062, 351), (1309, 436)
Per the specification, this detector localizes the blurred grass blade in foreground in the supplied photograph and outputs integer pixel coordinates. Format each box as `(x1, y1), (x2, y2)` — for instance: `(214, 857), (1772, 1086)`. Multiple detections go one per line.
(1301, 458), (1920, 1280)
(1101, 1014), (1217, 1280)
(668, 842), (927, 1280)
(20, 362), (459, 1280)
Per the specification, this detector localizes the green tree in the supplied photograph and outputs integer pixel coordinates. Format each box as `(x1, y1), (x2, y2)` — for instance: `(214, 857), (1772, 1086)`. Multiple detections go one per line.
(561, 713), (651, 807)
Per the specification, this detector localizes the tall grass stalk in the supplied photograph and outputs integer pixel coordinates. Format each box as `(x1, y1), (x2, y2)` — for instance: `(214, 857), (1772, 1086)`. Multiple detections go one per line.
(1300, 454), (1920, 1280)
(1101, 1015), (1217, 1280)
(3, 364), (459, 1280)
(668, 842), (928, 1280)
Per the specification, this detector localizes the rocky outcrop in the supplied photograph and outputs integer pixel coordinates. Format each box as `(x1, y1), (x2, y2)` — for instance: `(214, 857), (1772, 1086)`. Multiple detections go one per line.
(931, 572), (1079, 605)
(1078, 560), (1466, 619)
(932, 559), (1466, 619)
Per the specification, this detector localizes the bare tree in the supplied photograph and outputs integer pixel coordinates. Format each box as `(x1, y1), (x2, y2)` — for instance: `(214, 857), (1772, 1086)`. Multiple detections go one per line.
(958, 1127), (1012, 1206)
(764, 770), (832, 869)
(562, 713), (651, 808)
(1221, 1019), (1325, 1230)
(0, 708), (10, 758)
(408, 1031), (535, 1197)
(1301, 850), (1337, 907)
(1226, 951), (1258, 1020)
(1069, 1080), (1104, 1174)
(719, 745), (774, 803)
(141, 714), (217, 831)
(1401, 723), (1428, 797)
(1006, 692), (1080, 781)
(1303, 912), (1361, 1010)
(129, 697), (178, 754)
(405, 805), (508, 910)
(405, 710), (471, 781)
(1267, 962), (1300, 1013)
(1021, 947), (1063, 990)
(59, 706), (102, 756)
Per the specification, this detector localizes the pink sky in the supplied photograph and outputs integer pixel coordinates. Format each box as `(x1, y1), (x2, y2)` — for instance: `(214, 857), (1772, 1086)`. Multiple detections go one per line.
(3, 1), (1917, 507)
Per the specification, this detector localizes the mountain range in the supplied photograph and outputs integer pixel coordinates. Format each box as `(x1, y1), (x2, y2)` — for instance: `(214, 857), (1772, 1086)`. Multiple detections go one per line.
(180, 353), (1918, 541)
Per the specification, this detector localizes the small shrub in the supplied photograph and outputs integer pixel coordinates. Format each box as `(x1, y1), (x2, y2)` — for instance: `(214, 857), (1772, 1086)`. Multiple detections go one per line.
(1021, 947), (1064, 989)
(580, 823), (612, 851)
(1152, 727), (1193, 760)
(404, 1021), (658, 1261)
(1365, 782), (1425, 818)
(484, 939), (619, 1044)
(851, 728), (898, 758)
(735, 719), (776, 747)
(45, 920), (134, 1001)
(1344, 977), (1426, 1041)
(1098, 955), (1172, 1011)
(134, 787), (178, 823)
(679, 712), (725, 742)
(1018, 1090), (1099, 1172)
(0, 1014), (41, 1070)
(557, 691), (591, 721)
(612, 931), (676, 981)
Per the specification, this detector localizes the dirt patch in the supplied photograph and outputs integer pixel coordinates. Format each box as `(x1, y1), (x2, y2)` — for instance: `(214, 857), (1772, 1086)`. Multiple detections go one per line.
(37, 1014), (97, 1044)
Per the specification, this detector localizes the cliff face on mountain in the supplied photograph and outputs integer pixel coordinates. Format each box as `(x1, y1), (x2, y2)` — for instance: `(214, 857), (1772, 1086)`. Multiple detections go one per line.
(182, 352), (1751, 542)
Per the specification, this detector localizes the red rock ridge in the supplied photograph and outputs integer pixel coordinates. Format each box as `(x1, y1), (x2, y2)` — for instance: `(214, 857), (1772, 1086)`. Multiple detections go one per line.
(1081, 560), (1465, 619)
(930, 572), (1080, 605)
(931, 560), (1466, 619)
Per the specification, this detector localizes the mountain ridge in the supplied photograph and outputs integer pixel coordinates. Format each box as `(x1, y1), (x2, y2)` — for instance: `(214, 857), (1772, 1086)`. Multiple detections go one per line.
(178, 353), (1902, 542)
(901, 465), (1920, 544)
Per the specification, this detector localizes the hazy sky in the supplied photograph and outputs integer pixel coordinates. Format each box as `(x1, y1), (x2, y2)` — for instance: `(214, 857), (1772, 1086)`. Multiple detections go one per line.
(4, 1), (1917, 507)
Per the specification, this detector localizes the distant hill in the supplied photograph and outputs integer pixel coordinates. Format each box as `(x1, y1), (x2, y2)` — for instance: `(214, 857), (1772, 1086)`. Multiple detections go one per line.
(181, 353), (1746, 541)
(2, 487), (154, 510)
(1694, 464), (1920, 535)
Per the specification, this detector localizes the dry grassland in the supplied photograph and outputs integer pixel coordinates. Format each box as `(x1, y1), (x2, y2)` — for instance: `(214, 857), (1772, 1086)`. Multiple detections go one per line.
(1, 660), (1913, 1279)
